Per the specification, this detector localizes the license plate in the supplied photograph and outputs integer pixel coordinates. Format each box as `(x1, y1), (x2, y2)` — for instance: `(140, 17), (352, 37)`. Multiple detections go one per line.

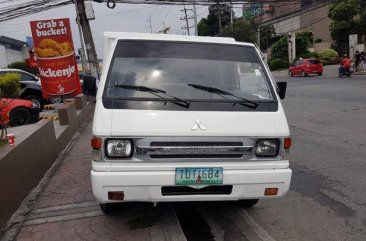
(175, 167), (223, 185)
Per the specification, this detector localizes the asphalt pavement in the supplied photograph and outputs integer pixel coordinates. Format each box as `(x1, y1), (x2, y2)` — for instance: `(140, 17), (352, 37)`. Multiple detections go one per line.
(2, 65), (366, 241)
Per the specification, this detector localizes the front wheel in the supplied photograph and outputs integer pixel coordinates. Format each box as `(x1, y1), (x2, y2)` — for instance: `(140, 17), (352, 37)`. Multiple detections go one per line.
(238, 199), (259, 208)
(9, 107), (32, 127)
(318, 72), (322, 76)
(301, 71), (307, 77)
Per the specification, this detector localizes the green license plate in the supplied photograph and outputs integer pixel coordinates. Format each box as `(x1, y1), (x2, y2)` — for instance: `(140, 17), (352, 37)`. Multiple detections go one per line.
(175, 167), (223, 185)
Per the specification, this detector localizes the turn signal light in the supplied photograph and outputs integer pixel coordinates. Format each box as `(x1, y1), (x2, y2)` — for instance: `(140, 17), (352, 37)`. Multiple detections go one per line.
(284, 137), (292, 150)
(108, 191), (124, 200)
(264, 188), (278, 196)
(91, 137), (102, 150)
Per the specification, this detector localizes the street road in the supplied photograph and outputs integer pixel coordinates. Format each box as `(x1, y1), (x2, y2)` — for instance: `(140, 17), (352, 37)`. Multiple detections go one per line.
(3, 66), (366, 241)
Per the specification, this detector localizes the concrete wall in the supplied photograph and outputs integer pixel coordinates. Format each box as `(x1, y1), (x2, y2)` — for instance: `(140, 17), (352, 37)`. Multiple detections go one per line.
(314, 42), (331, 52)
(300, 4), (332, 43)
(273, 15), (301, 35)
(0, 97), (94, 230)
(258, 1), (301, 24)
(0, 120), (57, 230)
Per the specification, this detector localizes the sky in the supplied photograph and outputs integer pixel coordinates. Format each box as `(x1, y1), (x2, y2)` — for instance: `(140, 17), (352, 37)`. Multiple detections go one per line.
(0, 2), (243, 58)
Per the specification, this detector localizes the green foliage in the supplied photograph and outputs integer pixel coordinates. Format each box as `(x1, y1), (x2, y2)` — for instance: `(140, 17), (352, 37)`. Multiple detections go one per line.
(328, 0), (366, 53)
(197, 18), (209, 36)
(319, 49), (339, 58)
(300, 52), (320, 59)
(7, 61), (37, 75)
(222, 19), (257, 43)
(198, 4), (234, 36)
(260, 24), (276, 51)
(328, 0), (358, 22)
(270, 36), (288, 60)
(268, 59), (289, 71)
(0, 73), (21, 98)
(295, 31), (312, 57)
(319, 49), (340, 65)
(270, 31), (313, 61)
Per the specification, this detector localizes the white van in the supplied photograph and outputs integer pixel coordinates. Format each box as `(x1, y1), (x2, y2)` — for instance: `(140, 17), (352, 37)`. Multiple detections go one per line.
(83, 32), (292, 213)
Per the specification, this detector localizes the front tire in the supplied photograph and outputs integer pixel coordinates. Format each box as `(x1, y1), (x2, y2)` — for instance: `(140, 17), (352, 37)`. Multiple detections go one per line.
(238, 199), (259, 208)
(9, 107), (32, 127)
(318, 72), (322, 76)
(301, 71), (307, 77)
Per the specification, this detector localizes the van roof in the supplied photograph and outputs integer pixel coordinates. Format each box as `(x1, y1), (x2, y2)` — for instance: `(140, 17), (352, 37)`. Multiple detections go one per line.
(104, 32), (254, 47)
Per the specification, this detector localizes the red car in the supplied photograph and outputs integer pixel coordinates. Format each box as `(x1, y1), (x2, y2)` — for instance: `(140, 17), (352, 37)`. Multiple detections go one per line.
(0, 98), (40, 127)
(289, 59), (323, 77)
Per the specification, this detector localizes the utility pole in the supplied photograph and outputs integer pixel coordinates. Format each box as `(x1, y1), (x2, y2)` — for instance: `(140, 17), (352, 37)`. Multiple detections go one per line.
(76, 18), (88, 74)
(230, 1), (233, 26)
(75, 0), (100, 79)
(180, 6), (194, 35)
(193, 3), (198, 36)
(148, 14), (153, 33)
(215, 4), (223, 35)
(184, 6), (190, 35)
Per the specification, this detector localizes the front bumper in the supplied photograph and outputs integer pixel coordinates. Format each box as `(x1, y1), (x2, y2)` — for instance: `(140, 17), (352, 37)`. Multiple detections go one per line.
(91, 168), (292, 203)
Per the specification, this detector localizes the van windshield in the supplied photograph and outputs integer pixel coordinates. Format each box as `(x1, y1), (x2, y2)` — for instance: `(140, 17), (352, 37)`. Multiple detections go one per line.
(104, 41), (275, 103)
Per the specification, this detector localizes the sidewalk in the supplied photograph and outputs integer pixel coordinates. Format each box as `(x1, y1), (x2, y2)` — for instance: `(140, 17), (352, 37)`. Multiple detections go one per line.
(3, 117), (186, 241)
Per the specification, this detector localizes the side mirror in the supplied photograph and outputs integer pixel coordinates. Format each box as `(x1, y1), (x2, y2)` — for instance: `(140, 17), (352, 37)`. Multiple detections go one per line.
(276, 81), (287, 99)
(82, 75), (97, 96)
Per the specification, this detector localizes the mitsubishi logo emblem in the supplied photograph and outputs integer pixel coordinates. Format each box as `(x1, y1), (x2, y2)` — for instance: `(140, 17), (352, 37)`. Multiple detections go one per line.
(191, 119), (207, 131)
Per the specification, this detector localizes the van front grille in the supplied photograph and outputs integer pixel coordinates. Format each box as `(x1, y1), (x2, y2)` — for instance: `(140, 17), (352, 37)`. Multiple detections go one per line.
(136, 142), (252, 159)
(150, 142), (243, 146)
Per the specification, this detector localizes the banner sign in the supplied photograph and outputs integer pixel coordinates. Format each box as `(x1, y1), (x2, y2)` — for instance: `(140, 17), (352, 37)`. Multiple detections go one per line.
(243, 3), (275, 19)
(30, 18), (81, 98)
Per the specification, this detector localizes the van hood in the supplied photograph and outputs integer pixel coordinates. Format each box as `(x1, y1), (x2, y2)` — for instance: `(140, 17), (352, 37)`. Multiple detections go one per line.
(100, 108), (289, 137)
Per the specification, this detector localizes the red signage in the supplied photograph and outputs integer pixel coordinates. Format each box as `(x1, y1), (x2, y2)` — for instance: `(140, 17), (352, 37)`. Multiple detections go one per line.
(30, 18), (81, 98)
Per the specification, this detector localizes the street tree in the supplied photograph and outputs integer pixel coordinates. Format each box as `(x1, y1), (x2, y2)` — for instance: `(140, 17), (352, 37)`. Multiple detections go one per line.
(260, 24), (276, 51)
(197, 4), (234, 36)
(328, 0), (366, 53)
(222, 18), (257, 43)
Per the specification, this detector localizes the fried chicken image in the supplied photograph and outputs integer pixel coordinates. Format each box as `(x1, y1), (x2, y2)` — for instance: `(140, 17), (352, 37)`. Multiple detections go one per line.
(35, 39), (73, 58)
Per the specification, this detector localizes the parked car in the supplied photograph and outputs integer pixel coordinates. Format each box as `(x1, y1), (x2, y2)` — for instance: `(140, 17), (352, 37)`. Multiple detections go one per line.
(0, 98), (40, 127)
(0, 69), (45, 110)
(84, 32), (292, 213)
(288, 59), (323, 77)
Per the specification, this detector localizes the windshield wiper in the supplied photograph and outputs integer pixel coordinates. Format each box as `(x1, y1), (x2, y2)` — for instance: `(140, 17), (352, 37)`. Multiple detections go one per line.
(114, 84), (190, 109)
(187, 84), (258, 109)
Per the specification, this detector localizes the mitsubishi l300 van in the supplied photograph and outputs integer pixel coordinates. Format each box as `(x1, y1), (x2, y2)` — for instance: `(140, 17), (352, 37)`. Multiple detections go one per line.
(83, 32), (292, 213)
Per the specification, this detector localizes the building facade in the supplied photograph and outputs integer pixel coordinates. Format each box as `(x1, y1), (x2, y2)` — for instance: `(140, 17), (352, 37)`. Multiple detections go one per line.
(247, 1), (332, 45)
(0, 36), (29, 68)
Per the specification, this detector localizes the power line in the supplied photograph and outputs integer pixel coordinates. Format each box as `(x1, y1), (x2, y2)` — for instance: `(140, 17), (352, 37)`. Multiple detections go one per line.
(0, 0), (72, 23)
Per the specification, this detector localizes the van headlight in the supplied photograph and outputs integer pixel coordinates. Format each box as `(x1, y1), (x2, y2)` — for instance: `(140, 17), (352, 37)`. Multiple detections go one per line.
(255, 139), (279, 157)
(106, 139), (133, 158)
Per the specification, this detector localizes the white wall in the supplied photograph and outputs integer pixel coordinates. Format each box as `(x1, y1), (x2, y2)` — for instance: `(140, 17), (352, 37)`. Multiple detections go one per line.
(5, 49), (24, 65)
(0, 45), (8, 68)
